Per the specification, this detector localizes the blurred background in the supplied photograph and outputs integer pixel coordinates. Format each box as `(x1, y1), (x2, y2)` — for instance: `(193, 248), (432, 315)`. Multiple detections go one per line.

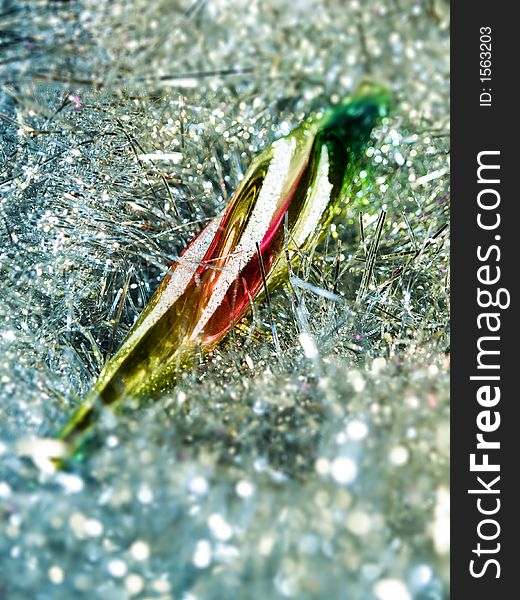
(0, 1), (449, 598)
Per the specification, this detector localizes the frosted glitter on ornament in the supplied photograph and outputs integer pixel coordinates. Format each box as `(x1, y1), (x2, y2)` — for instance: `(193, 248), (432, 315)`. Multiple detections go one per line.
(84, 518), (103, 537)
(189, 476), (209, 495)
(48, 566), (64, 585)
(124, 574), (144, 596)
(389, 446), (409, 466)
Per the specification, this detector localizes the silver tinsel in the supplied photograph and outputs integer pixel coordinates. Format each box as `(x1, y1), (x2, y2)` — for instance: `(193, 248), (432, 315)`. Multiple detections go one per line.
(0, 1), (449, 598)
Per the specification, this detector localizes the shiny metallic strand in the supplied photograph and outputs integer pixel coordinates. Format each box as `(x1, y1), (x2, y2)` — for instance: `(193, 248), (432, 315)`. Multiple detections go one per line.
(0, 0), (449, 598)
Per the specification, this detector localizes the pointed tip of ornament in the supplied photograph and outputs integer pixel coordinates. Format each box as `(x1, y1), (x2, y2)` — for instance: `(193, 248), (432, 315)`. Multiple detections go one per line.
(326, 82), (390, 132)
(351, 81), (391, 115)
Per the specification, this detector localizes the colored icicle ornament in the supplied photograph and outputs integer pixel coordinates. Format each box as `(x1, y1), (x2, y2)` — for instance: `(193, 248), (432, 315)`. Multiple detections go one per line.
(59, 82), (390, 457)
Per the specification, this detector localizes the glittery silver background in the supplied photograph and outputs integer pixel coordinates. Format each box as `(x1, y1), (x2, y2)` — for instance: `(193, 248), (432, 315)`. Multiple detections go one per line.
(0, 1), (449, 598)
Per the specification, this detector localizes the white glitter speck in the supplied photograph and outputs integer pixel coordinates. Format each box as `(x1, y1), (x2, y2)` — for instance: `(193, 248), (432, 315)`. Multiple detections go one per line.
(410, 564), (433, 587)
(346, 420), (368, 441)
(108, 559), (127, 578)
(84, 518), (103, 537)
(130, 540), (150, 561)
(235, 480), (254, 498)
(433, 487), (450, 555)
(347, 369), (366, 392)
(373, 578), (411, 600)
(152, 579), (171, 593)
(346, 511), (372, 536)
(331, 456), (358, 485)
(315, 458), (330, 475)
(395, 151), (405, 166)
(48, 565), (64, 584)
(0, 481), (11, 498)
(208, 513), (233, 541)
(193, 539), (212, 568)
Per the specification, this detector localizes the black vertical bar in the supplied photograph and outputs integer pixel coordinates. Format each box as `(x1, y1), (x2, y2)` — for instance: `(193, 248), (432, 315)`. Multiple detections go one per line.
(452, 2), (516, 597)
